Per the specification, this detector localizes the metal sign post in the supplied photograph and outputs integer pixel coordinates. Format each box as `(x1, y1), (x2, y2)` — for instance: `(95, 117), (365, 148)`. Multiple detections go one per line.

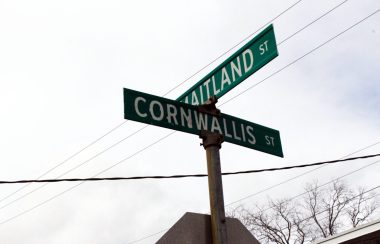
(201, 131), (227, 244)
(199, 97), (228, 244)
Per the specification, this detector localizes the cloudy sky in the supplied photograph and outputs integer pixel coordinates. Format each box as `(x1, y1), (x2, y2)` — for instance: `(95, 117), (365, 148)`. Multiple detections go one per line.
(0, 0), (379, 243)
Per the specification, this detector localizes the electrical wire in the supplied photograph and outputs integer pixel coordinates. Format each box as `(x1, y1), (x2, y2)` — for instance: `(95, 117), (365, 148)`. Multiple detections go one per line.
(277, 0), (349, 46)
(0, 124), (148, 211)
(126, 155), (380, 244)
(257, 158), (380, 215)
(220, 8), (380, 107)
(126, 228), (171, 244)
(0, 120), (127, 204)
(0, 130), (175, 211)
(164, 0), (305, 97)
(0, 153), (378, 185)
(226, 140), (380, 207)
(126, 148), (380, 244)
(0, 131), (176, 225)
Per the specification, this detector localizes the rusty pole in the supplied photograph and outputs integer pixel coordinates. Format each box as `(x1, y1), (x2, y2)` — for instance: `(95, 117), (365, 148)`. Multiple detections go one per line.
(198, 96), (228, 244)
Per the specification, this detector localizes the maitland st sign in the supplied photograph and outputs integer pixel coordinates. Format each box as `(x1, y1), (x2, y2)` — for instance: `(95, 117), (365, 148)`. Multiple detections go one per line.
(124, 88), (283, 157)
(177, 24), (278, 105)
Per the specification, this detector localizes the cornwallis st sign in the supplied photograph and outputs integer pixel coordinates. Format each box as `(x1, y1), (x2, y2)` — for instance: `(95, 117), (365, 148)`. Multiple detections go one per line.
(124, 88), (283, 157)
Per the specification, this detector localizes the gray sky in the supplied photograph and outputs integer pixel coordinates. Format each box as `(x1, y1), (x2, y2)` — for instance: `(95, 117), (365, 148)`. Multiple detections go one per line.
(0, 0), (379, 243)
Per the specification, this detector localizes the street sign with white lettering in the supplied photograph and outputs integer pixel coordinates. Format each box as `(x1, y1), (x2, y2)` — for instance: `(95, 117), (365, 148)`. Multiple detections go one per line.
(177, 24), (278, 105)
(124, 88), (283, 157)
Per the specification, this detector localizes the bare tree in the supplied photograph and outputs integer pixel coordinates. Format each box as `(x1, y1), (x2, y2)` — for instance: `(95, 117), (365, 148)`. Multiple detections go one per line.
(229, 180), (378, 244)
(303, 180), (350, 238)
(228, 199), (312, 244)
(346, 187), (378, 228)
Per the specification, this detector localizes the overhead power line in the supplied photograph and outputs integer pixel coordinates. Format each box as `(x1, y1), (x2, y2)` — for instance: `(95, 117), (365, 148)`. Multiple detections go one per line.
(0, 153), (379, 185)
(0, 131), (176, 212)
(256, 158), (380, 215)
(225, 140), (380, 207)
(277, 0), (349, 46)
(230, 150), (380, 222)
(220, 8), (380, 106)
(126, 154), (380, 244)
(0, 121), (127, 204)
(164, 0), (306, 97)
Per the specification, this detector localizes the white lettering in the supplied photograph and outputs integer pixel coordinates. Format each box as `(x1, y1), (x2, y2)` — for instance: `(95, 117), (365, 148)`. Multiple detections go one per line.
(232, 121), (241, 141)
(259, 41), (269, 55)
(247, 126), (256, 144)
(203, 79), (211, 99)
(210, 117), (222, 134)
(199, 86), (204, 104)
(243, 49), (254, 72)
(240, 124), (246, 142)
(194, 111), (208, 130)
(149, 100), (164, 121)
(231, 57), (242, 82)
(134, 97), (147, 118)
(180, 107), (192, 128)
(265, 135), (275, 146)
(221, 67), (231, 91)
(223, 118), (232, 138)
(191, 90), (199, 105)
(166, 104), (178, 125)
(212, 76), (220, 95)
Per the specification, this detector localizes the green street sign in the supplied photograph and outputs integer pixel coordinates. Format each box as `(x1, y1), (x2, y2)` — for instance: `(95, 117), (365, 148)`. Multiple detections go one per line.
(124, 88), (283, 157)
(177, 24), (278, 105)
